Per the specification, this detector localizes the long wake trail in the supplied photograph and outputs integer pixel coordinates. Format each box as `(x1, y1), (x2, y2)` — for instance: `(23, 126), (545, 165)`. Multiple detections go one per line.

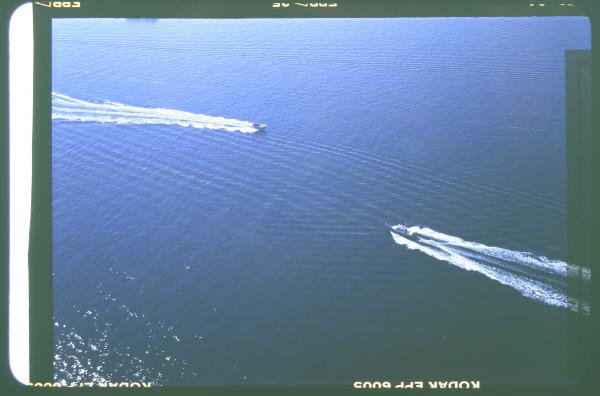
(52, 92), (265, 133)
(389, 224), (590, 313)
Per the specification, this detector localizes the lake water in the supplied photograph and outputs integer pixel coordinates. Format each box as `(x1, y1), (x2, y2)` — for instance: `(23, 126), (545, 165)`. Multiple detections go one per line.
(52, 17), (590, 385)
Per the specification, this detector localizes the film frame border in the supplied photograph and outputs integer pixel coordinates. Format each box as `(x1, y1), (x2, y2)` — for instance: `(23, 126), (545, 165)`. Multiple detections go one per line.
(1, 0), (598, 395)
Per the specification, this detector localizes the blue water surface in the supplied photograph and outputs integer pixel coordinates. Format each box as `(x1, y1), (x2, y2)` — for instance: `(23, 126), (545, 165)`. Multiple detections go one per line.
(52, 17), (590, 385)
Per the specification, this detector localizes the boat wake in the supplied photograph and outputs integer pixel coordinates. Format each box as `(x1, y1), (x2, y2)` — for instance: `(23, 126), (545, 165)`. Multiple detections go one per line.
(52, 92), (265, 133)
(389, 224), (591, 313)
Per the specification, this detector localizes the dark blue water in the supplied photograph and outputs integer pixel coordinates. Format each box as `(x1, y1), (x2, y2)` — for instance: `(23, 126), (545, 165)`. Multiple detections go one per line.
(52, 17), (590, 385)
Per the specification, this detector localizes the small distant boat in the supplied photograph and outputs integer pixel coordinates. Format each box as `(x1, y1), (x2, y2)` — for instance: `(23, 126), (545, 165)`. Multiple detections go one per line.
(253, 122), (267, 131)
(385, 223), (411, 236)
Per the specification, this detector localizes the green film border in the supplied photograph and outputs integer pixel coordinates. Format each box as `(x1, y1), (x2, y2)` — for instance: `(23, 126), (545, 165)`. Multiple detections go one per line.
(0, 0), (598, 395)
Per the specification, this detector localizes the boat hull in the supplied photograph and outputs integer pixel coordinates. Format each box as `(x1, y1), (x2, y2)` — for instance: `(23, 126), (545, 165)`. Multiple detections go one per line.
(385, 223), (411, 237)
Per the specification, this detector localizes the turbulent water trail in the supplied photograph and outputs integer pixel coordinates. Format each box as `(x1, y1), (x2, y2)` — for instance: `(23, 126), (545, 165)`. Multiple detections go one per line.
(389, 224), (590, 313)
(52, 92), (265, 133)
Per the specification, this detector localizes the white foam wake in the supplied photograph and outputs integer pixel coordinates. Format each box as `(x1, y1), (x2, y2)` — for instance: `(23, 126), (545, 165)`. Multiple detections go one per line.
(52, 92), (264, 133)
(407, 226), (567, 276)
(389, 224), (591, 313)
